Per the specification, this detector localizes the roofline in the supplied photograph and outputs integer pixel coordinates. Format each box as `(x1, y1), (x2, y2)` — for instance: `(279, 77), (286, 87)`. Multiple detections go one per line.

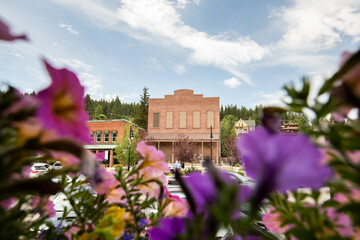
(88, 119), (145, 131)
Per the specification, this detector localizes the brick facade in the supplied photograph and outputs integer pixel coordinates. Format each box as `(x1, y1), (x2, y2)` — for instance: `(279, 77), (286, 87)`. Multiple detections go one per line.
(148, 89), (220, 163)
(86, 120), (145, 167)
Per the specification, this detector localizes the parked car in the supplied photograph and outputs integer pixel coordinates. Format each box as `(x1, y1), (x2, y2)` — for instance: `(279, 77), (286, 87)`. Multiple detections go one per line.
(31, 163), (50, 177)
(52, 161), (63, 170)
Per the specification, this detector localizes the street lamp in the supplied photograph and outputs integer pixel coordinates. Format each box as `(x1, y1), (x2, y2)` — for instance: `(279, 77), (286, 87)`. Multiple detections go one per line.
(127, 124), (134, 171)
(210, 125), (213, 161)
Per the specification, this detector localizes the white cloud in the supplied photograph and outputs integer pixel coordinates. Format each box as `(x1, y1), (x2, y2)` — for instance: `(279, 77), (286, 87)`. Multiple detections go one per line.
(149, 57), (165, 71)
(223, 77), (241, 88)
(174, 64), (186, 74)
(51, 0), (268, 84)
(78, 72), (103, 98)
(55, 58), (93, 71)
(273, 0), (360, 51)
(251, 91), (286, 107)
(58, 23), (79, 35)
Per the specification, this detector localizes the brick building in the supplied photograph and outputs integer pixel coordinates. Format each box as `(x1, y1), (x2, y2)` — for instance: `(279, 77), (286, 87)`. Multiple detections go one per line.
(85, 119), (145, 167)
(147, 89), (220, 163)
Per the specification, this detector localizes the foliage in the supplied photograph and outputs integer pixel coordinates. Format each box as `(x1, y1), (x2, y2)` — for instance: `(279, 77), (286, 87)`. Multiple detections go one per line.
(114, 124), (142, 167)
(134, 86), (150, 130)
(173, 134), (199, 163)
(183, 167), (202, 175)
(220, 114), (237, 157)
(224, 135), (241, 165)
(85, 94), (138, 120)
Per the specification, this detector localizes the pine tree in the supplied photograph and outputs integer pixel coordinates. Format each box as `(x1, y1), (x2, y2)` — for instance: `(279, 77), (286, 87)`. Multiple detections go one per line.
(134, 87), (150, 130)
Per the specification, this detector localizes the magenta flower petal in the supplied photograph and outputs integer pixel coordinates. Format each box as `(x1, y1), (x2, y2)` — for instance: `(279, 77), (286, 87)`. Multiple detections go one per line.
(36, 59), (90, 143)
(237, 128), (332, 193)
(0, 18), (28, 41)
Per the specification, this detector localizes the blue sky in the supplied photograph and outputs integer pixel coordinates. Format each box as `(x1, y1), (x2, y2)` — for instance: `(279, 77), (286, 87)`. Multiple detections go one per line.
(0, 0), (359, 108)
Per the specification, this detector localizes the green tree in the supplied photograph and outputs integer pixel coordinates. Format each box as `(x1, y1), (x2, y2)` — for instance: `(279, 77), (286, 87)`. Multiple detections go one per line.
(220, 115), (237, 157)
(134, 87), (149, 130)
(85, 94), (95, 119)
(94, 104), (103, 119)
(114, 124), (142, 168)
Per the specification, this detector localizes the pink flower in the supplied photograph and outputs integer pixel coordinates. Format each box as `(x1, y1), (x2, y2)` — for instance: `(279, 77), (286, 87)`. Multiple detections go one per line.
(136, 141), (169, 172)
(0, 18), (28, 41)
(334, 188), (360, 204)
(95, 152), (105, 162)
(137, 167), (167, 199)
(106, 186), (126, 204)
(340, 51), (360, 97)
(93, 167), (117, 195)
(51, 152), (81, 167)
(0, 198), (17, 210)
(163, 188), (188, 217)
(32, 195), (56, 217)
(326, 207), (353, 237)
(36, 59), (90, 144)
(262, 207), (292, 234)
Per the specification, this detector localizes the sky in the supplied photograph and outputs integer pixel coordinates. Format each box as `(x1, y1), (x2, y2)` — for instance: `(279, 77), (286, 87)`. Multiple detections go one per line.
(0, 0), (359, 108)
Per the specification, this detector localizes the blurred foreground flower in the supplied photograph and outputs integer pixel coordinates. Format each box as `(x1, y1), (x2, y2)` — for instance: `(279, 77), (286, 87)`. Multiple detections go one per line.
(149, 217), (185, 240)
(36, 59), (90, 144)
(0, 18), (28, 41)
(237, 128), (332, 205)
(136, 141), (169, 172)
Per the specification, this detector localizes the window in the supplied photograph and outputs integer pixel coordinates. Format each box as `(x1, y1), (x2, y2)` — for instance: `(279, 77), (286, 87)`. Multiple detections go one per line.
(96, 131), (102, 143)
(104, 131), (109, 143)
(112, 131), (118, 143)
(89, 131), (94, 143)
(166, 111), (173, 128)
(193, 111), (200, 128)
(180, 111), (186, 128)
(207, 111), (214, 128)
(153, 112), (159, 128)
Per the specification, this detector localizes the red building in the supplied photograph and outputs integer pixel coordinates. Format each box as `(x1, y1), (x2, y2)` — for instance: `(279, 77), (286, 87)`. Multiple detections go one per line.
(86, 119), (145, 167)
(147, 89), (220, 163)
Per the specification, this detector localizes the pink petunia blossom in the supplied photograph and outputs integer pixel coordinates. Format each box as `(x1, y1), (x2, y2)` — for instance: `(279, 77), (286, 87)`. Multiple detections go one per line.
(136, 141), (169, 173)
(0, 198), (17, 210)
(137, 167), (167, 199)
(95, 152), (105, 162)
(0, 18), (28, 41)
(163, 190), (188, 217)
(51, 152), (81, 167)
(262, 206), (292, 234)
(32, 195), (56, 217)
(326, 207), (354, 237)
(36, 59), (90, 144)
(93, 167), (119, 194)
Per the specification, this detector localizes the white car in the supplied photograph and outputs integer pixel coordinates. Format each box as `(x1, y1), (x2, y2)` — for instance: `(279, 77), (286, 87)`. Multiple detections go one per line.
(52, 161), (63, 170)
(31, 163), (50, 177)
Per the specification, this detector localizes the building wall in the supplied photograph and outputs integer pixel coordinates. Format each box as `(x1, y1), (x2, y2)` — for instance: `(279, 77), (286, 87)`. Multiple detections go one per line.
(148, 89), (220, 163)
(148, 89), (220, 135)
(87, 120), (145, 167)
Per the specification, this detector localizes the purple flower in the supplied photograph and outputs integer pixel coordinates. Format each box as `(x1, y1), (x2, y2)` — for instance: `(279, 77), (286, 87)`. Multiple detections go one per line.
(36, 59), (90, 144)
(0, 18), (28, 41)
(149, 218), (185, 240)
(183, 172), (217, 214)
(237, 128), (332, 197)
